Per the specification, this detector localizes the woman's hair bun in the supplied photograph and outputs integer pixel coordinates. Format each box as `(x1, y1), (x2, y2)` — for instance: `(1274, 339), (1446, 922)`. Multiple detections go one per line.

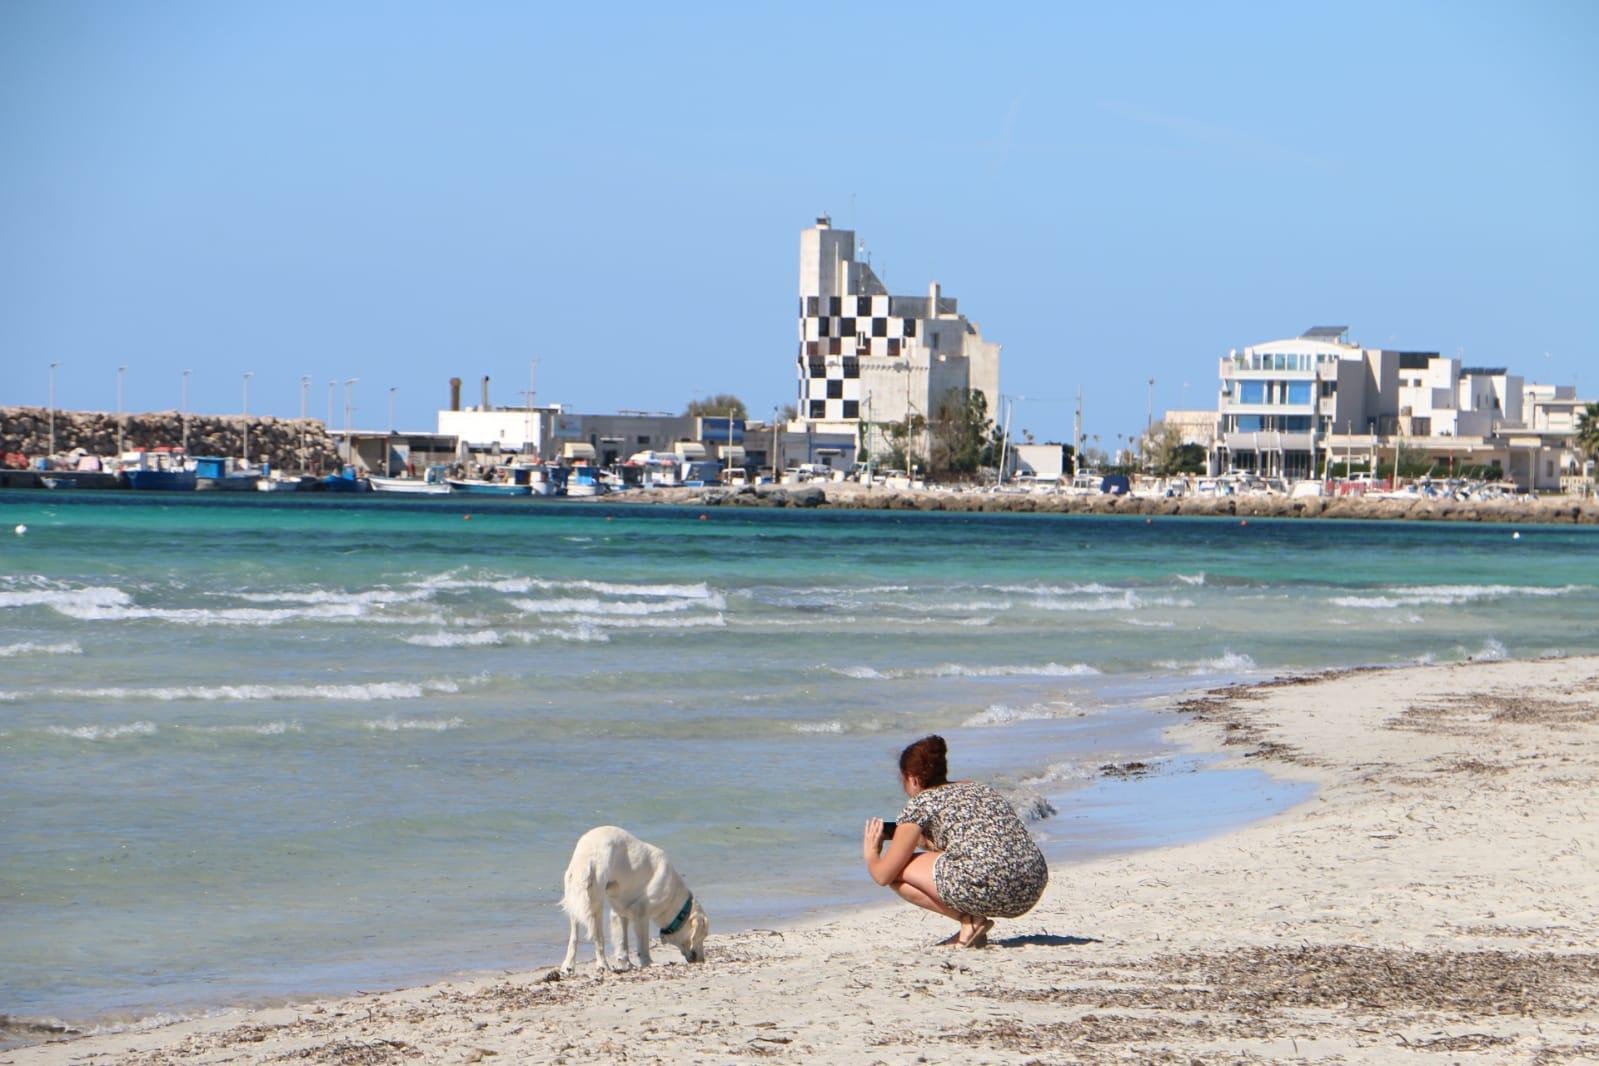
(899, 734), (950, 787)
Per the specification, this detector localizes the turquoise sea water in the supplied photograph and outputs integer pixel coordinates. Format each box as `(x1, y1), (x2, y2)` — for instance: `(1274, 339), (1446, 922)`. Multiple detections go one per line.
(2, 492), (1596, 1039)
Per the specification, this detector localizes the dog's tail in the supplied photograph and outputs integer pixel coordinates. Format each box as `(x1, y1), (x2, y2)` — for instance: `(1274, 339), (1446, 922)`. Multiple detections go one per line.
(559, 853), (597, 936)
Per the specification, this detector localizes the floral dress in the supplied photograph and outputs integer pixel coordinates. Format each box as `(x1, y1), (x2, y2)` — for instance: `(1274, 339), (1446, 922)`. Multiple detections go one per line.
(899, 780), (1048, 919)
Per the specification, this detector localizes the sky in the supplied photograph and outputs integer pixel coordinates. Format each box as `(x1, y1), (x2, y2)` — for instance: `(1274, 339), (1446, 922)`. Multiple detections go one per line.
(2, 0), (1596, 445)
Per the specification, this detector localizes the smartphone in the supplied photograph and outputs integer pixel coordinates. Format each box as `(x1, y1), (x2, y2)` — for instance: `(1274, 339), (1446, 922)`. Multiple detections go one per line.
(881, 820), (897, 839)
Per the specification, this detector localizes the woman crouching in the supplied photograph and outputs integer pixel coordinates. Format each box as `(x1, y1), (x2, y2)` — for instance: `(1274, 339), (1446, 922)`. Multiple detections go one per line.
(863, 734), (1048, 947)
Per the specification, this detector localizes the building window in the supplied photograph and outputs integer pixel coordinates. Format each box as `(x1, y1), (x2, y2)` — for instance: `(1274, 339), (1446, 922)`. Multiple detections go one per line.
(805, 296), (818, 316)
(1238, 381), (1265, 405)
(805, 341), (818, 357)
(829, 339), (842, 355)
(808, 359), (827, 378)
(842, 400), (860, 419)
(828, 296), (841, 316)
(872, 317), (887, 337)
(818, 317), (830, 337)
(1287, 382), (1312, 405)
(842, 357), (860, 379)
(809, 399), (826, 419)
(903, 318), (916, 337)
(840, 317), (855, 337)
(637, 435), (650, 445)
(856, 296), (871, 316)
(886, 338), (900, 357)
(826, 379), (843, 399)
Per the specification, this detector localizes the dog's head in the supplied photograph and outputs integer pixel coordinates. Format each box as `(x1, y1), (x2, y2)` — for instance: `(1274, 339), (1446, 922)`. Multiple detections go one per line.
(662, 899), (708, 963)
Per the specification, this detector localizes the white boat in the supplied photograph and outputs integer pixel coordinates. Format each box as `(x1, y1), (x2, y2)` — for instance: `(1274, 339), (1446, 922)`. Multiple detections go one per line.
(256, 473), (304, 492)
(371, 467), (451, 495)
(1289, 479), (1327, 499)
(565, 469), (606, 497)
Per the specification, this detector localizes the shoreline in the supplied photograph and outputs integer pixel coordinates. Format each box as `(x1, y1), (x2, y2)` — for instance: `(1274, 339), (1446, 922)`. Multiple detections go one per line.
(6, 482), (1599, 525)
(11, 654), (1597, 1063)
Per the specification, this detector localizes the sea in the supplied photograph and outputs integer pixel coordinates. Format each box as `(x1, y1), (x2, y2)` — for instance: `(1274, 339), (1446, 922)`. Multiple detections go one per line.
(3, 491), (1597, 1044)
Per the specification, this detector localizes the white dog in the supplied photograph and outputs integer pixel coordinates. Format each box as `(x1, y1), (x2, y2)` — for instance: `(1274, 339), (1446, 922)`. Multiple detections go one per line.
(559, 826), (709, 974)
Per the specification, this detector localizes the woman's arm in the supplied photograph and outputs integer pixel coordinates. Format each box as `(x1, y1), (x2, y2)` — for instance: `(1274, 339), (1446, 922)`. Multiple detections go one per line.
(863, 817), (924, 886)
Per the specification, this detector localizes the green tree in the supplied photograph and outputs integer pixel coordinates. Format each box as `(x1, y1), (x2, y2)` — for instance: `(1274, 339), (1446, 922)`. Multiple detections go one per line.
(684, 394), (747, 419)
(1138, 421), (1208, 475)
(927, 388), (993, 477)
(1577, 402), (1599, 465)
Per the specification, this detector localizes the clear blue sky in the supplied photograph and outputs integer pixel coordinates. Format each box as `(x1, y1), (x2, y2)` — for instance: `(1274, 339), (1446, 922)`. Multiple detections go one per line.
(3, 1), (1595, 444)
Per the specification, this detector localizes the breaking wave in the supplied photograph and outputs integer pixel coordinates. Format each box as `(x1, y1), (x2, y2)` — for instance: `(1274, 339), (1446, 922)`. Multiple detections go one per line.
(46, 721), (159, 741)
(1329, 584), (1583, 609)
(362, 716), (465, 732)
(0, 640), (82, 657)
(38, 680), (460, 702)
(830, 662), (1099, 681)
(962, 702), (1074, 727)
(1156, 651), (1257, 675)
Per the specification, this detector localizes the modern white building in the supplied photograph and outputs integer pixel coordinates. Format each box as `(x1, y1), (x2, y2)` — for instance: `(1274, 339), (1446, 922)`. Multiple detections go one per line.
(1211, 325), (1589, 489)
(794, 217), (1000, 468)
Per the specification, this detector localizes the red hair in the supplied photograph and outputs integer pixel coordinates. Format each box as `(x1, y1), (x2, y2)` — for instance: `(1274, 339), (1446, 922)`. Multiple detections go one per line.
(899, 735), (949, 787)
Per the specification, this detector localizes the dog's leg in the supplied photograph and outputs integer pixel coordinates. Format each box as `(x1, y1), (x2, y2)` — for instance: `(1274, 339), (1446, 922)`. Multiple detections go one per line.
(610, 907), (632, 970)
(589, 892), (610, 975)
(560, 913), (581, 975)
(634, 903), (652, 968)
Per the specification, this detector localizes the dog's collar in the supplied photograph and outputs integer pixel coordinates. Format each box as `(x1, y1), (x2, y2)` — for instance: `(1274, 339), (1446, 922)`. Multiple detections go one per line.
(660, 892), (693, 936)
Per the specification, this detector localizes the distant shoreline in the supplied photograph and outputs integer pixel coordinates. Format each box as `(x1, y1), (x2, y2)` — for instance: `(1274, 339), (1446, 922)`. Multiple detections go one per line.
(614, 482), (1599, 524)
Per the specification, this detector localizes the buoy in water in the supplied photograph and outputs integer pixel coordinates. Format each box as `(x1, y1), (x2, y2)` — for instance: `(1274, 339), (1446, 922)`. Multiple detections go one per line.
(463, 515), (472, 521)
(1512, 531), (1521, 540)
(13, 524), (25, 535)
(698, 514), (708, 521)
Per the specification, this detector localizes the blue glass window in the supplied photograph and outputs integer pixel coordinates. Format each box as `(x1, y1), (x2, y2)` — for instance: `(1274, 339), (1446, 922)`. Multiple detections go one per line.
(1235, 415), (1263, 432)
(1287, 382), (1312, 405)
(1238, 381), (1265, 404)
(1283, 416), (1312, 431)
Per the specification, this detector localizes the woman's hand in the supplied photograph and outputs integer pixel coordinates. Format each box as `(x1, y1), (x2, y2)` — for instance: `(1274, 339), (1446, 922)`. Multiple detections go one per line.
(863, 817), (885, 861)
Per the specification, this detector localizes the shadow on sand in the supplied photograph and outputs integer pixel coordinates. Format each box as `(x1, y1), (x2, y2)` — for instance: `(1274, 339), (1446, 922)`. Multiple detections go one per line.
(992, 933), (1100, 948)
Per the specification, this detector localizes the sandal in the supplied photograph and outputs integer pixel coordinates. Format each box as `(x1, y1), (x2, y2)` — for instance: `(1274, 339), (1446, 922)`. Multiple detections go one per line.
(958, 917), (993, 949)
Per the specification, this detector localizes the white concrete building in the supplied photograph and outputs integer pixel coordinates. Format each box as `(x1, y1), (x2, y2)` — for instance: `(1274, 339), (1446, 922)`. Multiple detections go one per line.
(794, 217), (1000, 467)
(1213, 325), (1588, 490)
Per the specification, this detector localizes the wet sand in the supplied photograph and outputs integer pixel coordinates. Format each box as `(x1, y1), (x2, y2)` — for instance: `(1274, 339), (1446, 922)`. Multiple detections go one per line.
(9, 655), (1599, 1064)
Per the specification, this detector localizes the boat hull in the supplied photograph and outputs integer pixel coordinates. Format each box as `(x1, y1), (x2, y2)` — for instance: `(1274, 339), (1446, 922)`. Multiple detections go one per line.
(447, 479), (529, 496)
(125, 470), (197, 491)
(196, 476), (259, 492)
(370, 476), (451, 495)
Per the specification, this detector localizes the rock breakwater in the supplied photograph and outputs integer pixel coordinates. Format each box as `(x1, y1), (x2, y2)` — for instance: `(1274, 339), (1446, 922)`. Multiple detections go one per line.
(1, 407), (340, 472)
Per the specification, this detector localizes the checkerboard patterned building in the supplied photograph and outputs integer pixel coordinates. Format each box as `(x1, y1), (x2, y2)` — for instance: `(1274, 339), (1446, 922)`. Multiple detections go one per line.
(795, 217), (1000, 449)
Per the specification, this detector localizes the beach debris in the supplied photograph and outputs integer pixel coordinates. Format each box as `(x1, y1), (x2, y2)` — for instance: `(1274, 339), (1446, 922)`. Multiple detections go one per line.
(1099, 761), (1153, 779)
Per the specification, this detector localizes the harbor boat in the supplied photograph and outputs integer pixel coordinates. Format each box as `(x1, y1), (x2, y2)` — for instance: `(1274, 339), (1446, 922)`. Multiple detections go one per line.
(320, 466), (372, 493)
(446, 477), (529, 496)
(193, 456), (259, 492)
(564, 469), (606, 497)
(256, 472), (305, 492)
(122, 449), (196, 491)
(519, 464), (559, 497)
(39, 451), (121, 489)
(371, 466), (451, 495)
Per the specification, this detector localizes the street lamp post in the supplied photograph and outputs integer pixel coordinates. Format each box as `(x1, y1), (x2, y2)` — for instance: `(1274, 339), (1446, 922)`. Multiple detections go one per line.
(1147, 378), (1155, 431)
(116, 365), (127, 455)
(48, 361), (59, 458)
(327, 380), (335, 428)
(181, 369), (191, 453)
(343, 378), (357, 468)
(242, 372), (254, 467)
(388, 386), (397, 434)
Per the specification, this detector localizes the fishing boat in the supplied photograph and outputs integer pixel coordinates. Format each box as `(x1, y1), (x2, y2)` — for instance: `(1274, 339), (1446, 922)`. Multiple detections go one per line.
(320, 466), (372, 493)
(371, 466), (451, 495)
(446, 477), (529, 496)
(122, 449), (196, 491)
(193, 456), (259, 492)
(256, 472), (305, 492)
(564, 469), (606, 497)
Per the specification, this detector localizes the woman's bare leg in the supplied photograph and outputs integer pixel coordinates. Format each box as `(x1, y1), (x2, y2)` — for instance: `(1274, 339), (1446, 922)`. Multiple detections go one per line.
(890, 852), (963, 924)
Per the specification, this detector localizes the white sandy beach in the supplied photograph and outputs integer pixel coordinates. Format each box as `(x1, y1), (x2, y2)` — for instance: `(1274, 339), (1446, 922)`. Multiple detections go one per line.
(10, 655), (1598, 1065)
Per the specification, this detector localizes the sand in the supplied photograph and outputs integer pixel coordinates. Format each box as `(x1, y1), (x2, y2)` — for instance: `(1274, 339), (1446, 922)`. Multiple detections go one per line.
(9, 656), (1599, 1064)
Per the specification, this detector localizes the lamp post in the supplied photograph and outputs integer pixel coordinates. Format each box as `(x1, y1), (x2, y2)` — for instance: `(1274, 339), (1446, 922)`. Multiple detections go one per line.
(343, 378), (357, 467)
(388, 386), (397, 433)
(242, 372), (253, 466)
(300, 376), (310, 420)
(327, 380), (335, 428)
(48, 361), (59, 458)
(1146, 377), (1155, 431)
(181, 369), (191, 453)
(117, 365), (127, 455)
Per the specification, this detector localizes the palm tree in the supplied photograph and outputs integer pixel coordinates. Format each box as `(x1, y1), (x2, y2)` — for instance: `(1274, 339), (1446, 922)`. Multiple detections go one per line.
(1578, 402), (1599, 464)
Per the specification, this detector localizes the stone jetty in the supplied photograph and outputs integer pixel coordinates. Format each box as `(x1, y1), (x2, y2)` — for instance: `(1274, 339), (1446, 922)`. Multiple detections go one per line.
(633, 482), (1599, 524)
(0, 406), (340, 472)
